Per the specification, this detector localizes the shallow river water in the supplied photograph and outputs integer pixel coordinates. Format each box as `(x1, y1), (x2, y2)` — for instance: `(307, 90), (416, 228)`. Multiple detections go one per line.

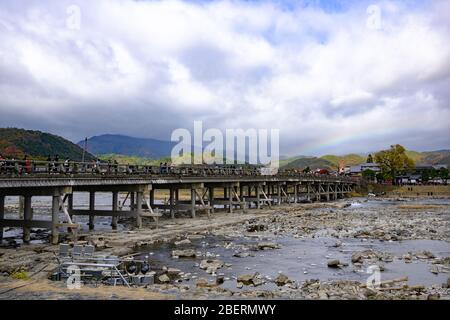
(138, 235), (449, 291)
(2, 195), (449, 290)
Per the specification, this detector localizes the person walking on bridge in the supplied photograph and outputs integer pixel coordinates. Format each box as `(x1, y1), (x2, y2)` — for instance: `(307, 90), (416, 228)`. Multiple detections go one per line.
(64, 158), (70, 174)
(23, 155), (31, 174)
(0, 154), (5, 174)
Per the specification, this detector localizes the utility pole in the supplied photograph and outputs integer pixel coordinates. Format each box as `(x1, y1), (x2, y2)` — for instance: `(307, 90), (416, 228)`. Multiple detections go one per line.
(81, 137), (87, 162)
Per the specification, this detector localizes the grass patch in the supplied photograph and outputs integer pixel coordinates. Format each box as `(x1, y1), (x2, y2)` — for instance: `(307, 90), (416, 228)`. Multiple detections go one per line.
(10, 270), (30, 280)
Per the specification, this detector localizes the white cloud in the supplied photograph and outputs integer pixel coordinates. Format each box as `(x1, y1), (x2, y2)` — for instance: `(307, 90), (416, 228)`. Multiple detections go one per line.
(0, 0), (449, 155)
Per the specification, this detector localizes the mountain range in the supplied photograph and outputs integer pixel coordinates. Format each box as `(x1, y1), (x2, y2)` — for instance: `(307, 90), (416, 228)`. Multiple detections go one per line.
(78, 134), (175, 159)
(1, 128), (449, 168)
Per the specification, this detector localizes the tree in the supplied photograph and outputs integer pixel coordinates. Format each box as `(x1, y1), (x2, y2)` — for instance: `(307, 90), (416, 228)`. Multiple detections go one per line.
(362, 169), (376, 181)
(374, 144), (415, 184)
(366, 154), (374, 163)
(376, 172), (384, 183)
(421, 169), (430, 183)
(439, 167), (449, 180)
(303, 166), (311, 173)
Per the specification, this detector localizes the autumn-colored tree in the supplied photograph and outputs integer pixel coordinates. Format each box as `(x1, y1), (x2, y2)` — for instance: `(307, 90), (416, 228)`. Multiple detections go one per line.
(375, 144), (415, 184)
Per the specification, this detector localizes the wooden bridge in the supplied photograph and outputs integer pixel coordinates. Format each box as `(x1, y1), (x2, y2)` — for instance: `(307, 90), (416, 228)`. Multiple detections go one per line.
(0, 161), (358, 244)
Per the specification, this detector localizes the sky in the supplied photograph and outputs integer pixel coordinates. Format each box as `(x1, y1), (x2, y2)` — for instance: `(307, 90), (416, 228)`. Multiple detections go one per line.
(0, 0), (449, 156)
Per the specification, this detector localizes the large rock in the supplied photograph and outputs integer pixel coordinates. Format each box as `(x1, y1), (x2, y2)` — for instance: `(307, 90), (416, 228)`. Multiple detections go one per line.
(237, 274), (254, 285)
(237, 272), (264, 286)
(172, 249), (196, 258)
(256, 242), (280, 250)
(158, 274), (170, 283)
(233, 252), (253, 258)
(199, 259), (224, 274)
(274, 273), (291, 286)
(246, 224), (267, 232)
(174, 239), (191, 246)
(195, 278), (209, 288)
(415, 251), (435, 259)
(167, 268), (181, 277)
(327, 259), (341, 268)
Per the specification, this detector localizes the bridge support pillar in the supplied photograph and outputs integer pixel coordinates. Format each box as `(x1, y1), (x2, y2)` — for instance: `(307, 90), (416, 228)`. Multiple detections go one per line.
(209, 187), (214, 214)
(294, 184), (298, 203)
(0, 196), (4, 243)
(23, 195), (32, 243)
(191, 188), (196, 218)
(111, 191), (118, 230)
(51, 195), (59, 245)
(136, 191), (143, 228)
(334, 184), (338, 200)
(277, 184), (282, 205)
(67, 194), (73, 219)
(150, 189), (155, 207)
(89, 192), (95, 230)
(19, 196), (24, 219)
(326, 184), (330, 202)
(130, 192), (135, 211)
(228, 186), (233, 213)
(256, 184), (261, 209)
(170, 187), (175, 219)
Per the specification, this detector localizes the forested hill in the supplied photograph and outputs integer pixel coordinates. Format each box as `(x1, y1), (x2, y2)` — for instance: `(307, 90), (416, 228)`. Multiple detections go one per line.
(0, 128), (96, 161)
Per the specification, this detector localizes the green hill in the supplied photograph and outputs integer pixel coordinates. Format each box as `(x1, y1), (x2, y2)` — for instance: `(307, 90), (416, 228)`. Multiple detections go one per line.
(281, 157), (335, 170)
(420, 150), (450, 165)
(320, 154), (365, 168)
(0, 128), (96, 161)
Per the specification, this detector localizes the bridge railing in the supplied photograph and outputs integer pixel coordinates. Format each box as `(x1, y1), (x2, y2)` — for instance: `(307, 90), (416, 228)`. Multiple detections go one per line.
(0, 160), (357, 183)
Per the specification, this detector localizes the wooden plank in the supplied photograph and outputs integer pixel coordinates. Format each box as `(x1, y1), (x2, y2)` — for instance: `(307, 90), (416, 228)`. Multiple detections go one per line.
(70, 209), (138, 217)
(55, 223), (79, 228)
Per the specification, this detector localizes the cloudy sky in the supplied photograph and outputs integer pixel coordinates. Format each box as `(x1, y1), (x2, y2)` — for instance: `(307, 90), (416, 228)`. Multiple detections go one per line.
(0, 0), (449, 156)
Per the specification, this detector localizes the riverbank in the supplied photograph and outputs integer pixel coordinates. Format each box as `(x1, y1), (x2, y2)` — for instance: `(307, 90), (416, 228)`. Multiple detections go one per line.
(0, 195), (449, 300)
(366, 184), (450, 197)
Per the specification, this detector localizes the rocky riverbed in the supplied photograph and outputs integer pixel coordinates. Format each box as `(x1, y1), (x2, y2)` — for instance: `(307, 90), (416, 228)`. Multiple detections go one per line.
(0, 196), (449, 300)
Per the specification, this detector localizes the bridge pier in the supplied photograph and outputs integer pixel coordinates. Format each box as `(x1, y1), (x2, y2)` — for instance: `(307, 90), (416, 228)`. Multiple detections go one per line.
(51, 194), (59, 244)
(89, 192), (95, 230)
(191, 188), (196, 218)
(23, 195), (32, 243)
(169, 187), (175, 219)
(136, 190), (143, 228)
(294, 184), (298, 203)
(0, 196), (4, 243)
(111, 191), (119, 230)
(277, 183), (282, 205)
(209, 187), (215, 214)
